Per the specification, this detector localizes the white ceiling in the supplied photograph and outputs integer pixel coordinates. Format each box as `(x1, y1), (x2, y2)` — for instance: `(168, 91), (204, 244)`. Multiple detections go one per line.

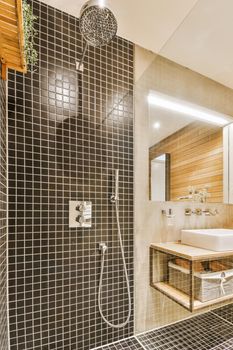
(40, 0), (233, 90)
(161, 0), (233, 90)
(40, 0), (198, 53)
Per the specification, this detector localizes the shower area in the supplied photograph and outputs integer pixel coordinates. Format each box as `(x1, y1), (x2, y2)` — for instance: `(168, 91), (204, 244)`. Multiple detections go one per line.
(6, 1), (134, 349)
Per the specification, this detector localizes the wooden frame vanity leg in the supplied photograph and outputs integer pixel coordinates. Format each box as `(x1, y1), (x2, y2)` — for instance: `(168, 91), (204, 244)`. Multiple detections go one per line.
(149, 247), (154, 286)
(189, 260), (194, 312)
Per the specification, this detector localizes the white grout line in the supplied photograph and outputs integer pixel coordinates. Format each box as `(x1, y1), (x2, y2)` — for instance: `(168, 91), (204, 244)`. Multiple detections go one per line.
(134, 312), (204, 337)
(211, 338), (233, 350)
(90, 335), (136, 350)
(210, 309), (233, 327)
(5, 64), (10, 350)
(134, 335), (147, 350)
(90, 335), (147, 350)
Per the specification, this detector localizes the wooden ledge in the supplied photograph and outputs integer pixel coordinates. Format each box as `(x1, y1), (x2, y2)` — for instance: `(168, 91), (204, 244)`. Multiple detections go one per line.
(0, 0), (27, 79)
(150, 242), (233, 261)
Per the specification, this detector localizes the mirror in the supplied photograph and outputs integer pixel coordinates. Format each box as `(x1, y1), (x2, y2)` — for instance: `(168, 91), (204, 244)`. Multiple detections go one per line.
(150, 153), (170, 201)
(148, 90), (233, 203)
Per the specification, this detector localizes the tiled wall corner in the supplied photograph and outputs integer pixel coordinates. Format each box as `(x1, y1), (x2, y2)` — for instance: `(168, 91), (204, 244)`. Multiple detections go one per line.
(0, 65), (9, 349)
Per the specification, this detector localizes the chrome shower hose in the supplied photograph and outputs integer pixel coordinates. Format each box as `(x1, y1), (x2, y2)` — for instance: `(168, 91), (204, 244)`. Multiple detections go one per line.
(98, 201), (131, 328)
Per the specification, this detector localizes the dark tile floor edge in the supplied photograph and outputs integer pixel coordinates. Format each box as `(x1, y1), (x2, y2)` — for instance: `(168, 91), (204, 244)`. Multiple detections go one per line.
(90, 304), (233, 350)
(90, 336), (145, 350)
(136, 306), (233, 350)
(135, 303), (233, 339)
(211, 338), (233, 350)
(134, 337), (147, 350)
(135, 310), (213, 338)
(211, 302), (233, 325)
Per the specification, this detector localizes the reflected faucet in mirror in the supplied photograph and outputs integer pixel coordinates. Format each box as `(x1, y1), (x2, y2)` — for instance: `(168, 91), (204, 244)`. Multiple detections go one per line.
(177, 186), (211, 203)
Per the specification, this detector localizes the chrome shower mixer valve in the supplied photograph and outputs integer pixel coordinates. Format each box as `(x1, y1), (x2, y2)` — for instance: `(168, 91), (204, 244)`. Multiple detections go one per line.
(69, 201), (92, 228)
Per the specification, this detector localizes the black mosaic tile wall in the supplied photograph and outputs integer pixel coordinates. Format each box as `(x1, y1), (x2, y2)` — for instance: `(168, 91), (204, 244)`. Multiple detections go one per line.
(7, 1), (134, 350)
(0, 66), (8, 350)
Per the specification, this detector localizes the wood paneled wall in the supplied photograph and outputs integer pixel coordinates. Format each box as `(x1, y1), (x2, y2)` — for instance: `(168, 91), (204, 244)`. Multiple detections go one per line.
(149, 122), (223, 203)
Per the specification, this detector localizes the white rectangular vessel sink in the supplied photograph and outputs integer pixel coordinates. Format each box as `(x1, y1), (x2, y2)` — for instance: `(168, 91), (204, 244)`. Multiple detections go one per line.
(181, 229), (233, 252)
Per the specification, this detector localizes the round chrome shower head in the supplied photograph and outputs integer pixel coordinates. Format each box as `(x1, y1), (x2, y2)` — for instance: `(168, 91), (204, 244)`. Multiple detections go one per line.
(79, 0), (118, 48)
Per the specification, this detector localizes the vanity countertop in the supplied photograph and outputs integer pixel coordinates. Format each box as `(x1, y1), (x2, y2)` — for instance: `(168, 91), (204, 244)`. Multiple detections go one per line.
(150, 242), (233, 261)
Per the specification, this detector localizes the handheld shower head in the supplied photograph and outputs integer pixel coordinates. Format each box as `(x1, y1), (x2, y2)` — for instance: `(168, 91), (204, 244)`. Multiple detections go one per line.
(110, 169), (119, 204)
(79, 0), (118, 48)
(114, 169), (119, 201)
(100, 168), (131, 328)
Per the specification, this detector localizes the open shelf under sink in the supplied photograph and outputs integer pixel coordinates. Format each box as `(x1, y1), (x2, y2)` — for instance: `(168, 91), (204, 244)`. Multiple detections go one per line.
(152, 281), (233, 311)
(150, 242), (233, 311)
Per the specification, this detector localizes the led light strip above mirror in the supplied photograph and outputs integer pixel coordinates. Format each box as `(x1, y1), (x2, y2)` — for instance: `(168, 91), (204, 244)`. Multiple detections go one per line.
(148, 91), (232, 126)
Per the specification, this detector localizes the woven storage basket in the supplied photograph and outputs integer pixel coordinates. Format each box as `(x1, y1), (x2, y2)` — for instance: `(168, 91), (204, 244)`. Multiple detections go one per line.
(168, 261), (233, 302)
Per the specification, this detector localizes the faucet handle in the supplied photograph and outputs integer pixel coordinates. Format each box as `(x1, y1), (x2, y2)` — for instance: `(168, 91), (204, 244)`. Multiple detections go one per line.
(185, 208), (192, 216)
(76, 203), (86, 212)
(194, 208), (202, 216)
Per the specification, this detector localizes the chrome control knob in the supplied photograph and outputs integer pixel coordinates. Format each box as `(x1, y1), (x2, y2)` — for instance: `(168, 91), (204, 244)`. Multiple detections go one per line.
(76, 203), (86, 212)
(76, 215), (85, 224)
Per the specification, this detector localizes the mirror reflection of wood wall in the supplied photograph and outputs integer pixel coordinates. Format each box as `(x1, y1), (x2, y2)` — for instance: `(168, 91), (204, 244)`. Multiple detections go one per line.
(149, 122), (223, 203)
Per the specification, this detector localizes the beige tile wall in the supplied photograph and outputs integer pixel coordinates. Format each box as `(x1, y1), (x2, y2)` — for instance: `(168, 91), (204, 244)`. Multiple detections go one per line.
(134, 44), (233, 334)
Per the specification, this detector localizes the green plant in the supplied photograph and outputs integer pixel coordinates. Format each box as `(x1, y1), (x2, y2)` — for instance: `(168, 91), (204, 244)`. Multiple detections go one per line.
(23, 0), (38, 70)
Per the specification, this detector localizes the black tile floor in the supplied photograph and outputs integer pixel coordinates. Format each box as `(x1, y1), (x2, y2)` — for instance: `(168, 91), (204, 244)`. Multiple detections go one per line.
(94, 305), (233, 350)
(212, 304), (233, 325)
(137, 312), (233, 350)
